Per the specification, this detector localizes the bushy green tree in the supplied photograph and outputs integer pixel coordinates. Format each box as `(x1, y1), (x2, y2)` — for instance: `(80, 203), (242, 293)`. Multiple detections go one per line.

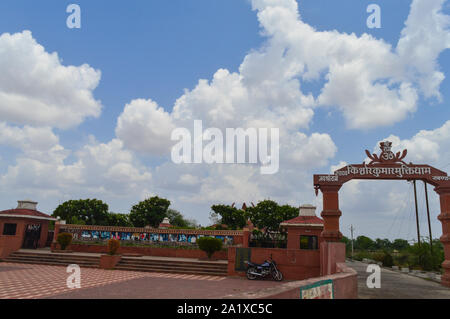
(341, 236), (352, 253)
(246, 200), (298, 235)
(57, 232), (73, 250)
(52, 199), (109, 225)
(129, 196), (171, 227)
(392, 239), (410, 251)
(107, 212), (133, 227)
(166, 209), (197, 228)
(374, 238), (391, 250)
(210, 205), (247, 230)
(408, 242), (444, 271)
(198, 237), (223, 259)
(355, 236), (375, 250)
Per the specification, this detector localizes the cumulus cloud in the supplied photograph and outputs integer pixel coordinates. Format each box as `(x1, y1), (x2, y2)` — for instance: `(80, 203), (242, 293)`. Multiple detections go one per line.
(0, 31), (102, 129)
(116, 99), (176, 156)
(0, 122), (61, 159)
(117, 0), (450, 163)
(252, 0), (449, 129)
(283, 132), (337, 168)
(378, 120), (450, 165)
(397, 0), (450, 100)
(0, 134), (152, 200)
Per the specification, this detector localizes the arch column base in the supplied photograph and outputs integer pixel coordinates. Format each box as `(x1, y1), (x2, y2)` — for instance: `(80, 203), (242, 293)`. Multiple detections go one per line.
(436, 186), (450, 288)
(320, 230), (343, 242)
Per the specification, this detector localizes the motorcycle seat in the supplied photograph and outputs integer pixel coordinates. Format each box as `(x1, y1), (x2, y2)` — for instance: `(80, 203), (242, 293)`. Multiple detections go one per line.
(246, 261), (269, 267)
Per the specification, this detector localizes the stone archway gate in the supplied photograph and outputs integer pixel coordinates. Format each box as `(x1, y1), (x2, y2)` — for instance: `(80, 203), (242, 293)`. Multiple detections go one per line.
(314, 141), (450, 287)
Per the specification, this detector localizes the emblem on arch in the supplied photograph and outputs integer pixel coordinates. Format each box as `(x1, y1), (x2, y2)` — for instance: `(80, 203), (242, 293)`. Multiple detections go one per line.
(365, 141), (408, 165)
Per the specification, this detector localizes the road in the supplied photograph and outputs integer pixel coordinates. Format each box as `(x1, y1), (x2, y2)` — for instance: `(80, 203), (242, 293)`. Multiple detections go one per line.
(347, 260), (450, 299)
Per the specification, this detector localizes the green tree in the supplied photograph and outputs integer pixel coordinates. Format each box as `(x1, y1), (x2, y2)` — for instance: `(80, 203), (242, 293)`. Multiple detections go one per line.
(374, 238), (391, 250)
(198, 237), (223, 259)
(246, 200), (298, 235)
(355, 236), (375, 250)
(392, 239), (410, 251)
(129, 196), (171, 228)
(52, 199), (109, 225)
(166, 209), (197, 228)
(210, 205), (247, 230)
(341, 236), (352, 253)
(107, 213), (133, 227)
(408, 242), (444, 271)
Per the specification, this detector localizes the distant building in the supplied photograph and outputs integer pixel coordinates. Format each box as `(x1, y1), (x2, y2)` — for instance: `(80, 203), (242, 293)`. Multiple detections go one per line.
(158, 217), (172, 229)
(0, 200), (56, 258)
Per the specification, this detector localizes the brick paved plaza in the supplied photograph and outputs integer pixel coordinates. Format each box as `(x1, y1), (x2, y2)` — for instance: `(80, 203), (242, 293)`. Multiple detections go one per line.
(0, 262), (282, 299)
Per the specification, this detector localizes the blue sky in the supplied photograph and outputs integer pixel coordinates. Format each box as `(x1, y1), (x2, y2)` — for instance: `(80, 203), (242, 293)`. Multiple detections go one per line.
(1, 0), (450, 241)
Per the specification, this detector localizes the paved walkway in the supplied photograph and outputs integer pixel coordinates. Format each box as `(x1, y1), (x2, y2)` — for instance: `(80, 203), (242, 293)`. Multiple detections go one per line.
(0, 262), (280, 299)
(348, 260), (450, 299)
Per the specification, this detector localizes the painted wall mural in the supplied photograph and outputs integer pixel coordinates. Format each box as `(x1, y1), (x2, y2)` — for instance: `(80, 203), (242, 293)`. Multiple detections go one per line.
(68, 228), (234, 245)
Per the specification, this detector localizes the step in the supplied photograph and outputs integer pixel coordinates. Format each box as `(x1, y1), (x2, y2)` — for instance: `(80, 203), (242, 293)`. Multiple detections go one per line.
(6, 256), (99, 264)
(11, 252), (99, 260)
(119, 258), (226, 267)
(116, 263), (226, 272)
(114, 265), (226, 276)
(2, 259), (99, 268)
(4, 256), (98, 263)
(4, 257), (98, 265)
(118, 259), (226, 270)
(10, 253), (99, 260)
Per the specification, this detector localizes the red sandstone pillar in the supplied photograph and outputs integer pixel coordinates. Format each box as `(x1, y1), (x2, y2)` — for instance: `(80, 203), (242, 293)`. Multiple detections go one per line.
(320, 185), (343, 242)
(436, 186), (450, 287)
(52, 221), (61, 250)
(242, 228), (250, 248)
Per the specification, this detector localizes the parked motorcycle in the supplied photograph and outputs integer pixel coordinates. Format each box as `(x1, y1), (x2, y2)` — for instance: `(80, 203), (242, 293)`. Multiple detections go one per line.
(245, 256), (283, 281)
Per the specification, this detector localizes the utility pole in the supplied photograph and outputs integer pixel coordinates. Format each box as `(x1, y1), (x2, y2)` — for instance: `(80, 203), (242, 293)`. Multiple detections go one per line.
(424, 181), (433, 252)
(413, 180), (421, 246)
(350, 225), (354, 260)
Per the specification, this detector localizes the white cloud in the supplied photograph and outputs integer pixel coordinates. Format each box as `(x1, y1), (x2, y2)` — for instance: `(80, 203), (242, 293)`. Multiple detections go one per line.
(178, 174), (200, 186)
(116, 99), (176, 156)
(0, 122), (61, 160)
(0, 31), (102, 129)
(397, 0), (450, 100)
(379, 120), (450, 165)
(283, 132), (337, 168)
(251, 0), (449, 129)
(0, 136), (152, 200)
(117, 0), (450, 162)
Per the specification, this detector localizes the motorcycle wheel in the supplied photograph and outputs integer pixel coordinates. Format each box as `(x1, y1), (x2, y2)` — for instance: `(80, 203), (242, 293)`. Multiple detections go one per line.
(246, 267), (258, 280)
(272, 269), (283, 281)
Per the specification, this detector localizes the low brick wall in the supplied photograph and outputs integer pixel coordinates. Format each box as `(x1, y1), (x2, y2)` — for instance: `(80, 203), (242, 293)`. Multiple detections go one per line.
(227, 247), (320, 281)
(69, 243), (229, 260)
(225, 262), (357, 299)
